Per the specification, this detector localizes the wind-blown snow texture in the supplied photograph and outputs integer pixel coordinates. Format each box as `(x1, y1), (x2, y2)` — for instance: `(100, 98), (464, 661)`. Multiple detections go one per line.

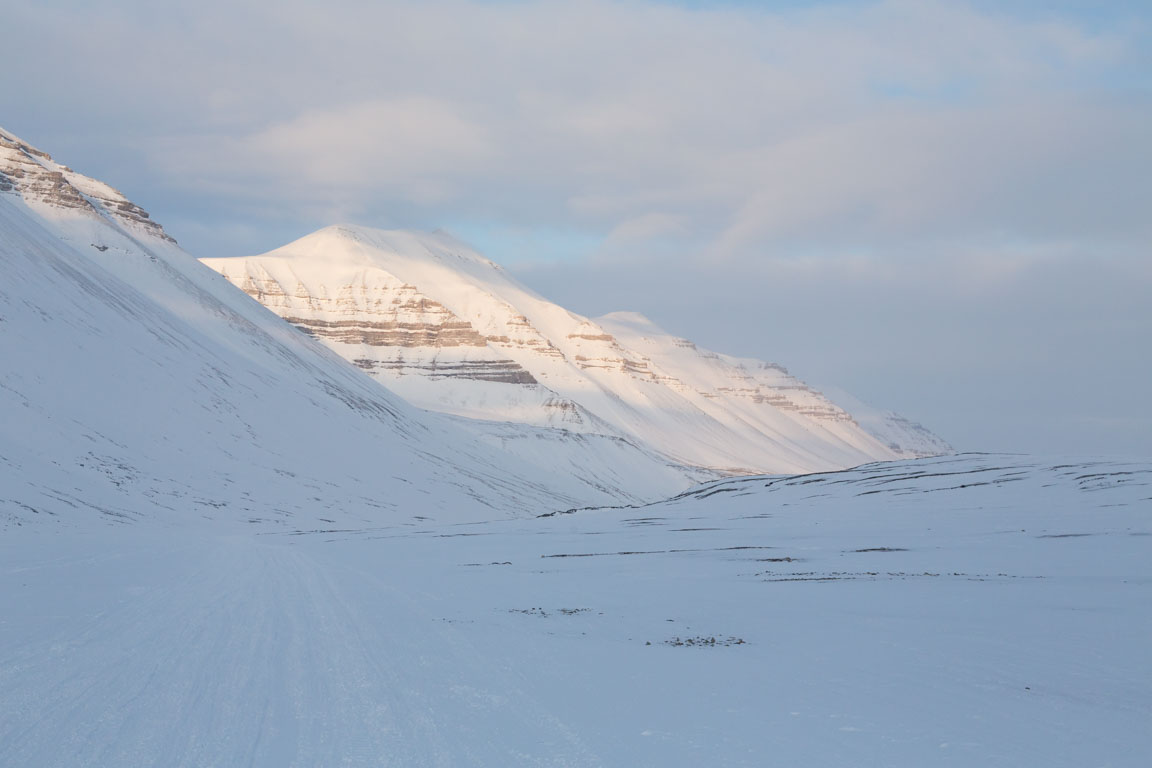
(203, 226), (950, 476)
(2, 454), (1149, 766)
(0, 127), (690, 525)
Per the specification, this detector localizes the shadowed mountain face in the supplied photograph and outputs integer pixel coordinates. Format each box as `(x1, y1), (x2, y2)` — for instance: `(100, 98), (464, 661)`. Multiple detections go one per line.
(205, 225), (951, 476)
(0, 127), (701, 528)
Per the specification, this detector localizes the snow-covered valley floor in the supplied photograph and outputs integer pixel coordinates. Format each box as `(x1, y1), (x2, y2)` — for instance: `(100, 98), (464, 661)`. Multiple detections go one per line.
(2, 454), (1149, 767)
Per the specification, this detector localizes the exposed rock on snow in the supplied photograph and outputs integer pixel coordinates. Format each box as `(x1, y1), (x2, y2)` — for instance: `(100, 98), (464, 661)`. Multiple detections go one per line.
(222, 258), (538, 384)
(1, 128), (175, 243)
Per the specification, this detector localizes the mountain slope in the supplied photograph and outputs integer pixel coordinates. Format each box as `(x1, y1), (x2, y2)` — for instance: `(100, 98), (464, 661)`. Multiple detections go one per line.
(816, 384), (955, 458)
(597, 310), (953, 460)
(0, 127), (689, 527)
(204, 225), (948, 475)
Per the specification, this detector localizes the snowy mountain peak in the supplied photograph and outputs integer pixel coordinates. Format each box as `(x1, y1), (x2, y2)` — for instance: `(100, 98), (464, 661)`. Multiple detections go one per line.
(281, 224), (502, 273)
(1, 125), (176, 244)
(596, 311), (663, 335)
(205, 226), (951, 474)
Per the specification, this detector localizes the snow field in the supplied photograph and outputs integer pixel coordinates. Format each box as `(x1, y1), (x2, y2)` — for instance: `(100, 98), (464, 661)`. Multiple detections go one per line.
(2, 455), (1148, 766)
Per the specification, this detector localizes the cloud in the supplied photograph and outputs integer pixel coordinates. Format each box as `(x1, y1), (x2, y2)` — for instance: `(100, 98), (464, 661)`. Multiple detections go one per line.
(157, 98), (492, 209)
(6, 0), (1146, 265)
(63, 0), (1134, 266)
(712, 100), (1152, 256)
(606, 212), (687, 243)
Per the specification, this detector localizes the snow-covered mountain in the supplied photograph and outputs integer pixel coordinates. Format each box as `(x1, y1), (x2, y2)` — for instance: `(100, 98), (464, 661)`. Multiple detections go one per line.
(0, 127), (696, 527)
(204, 225), (950, 476)
(817, 384), (954, 458)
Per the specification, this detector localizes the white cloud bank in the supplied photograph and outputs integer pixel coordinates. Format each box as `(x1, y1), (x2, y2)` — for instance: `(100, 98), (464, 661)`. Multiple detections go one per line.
(9, 0), (1148, 264)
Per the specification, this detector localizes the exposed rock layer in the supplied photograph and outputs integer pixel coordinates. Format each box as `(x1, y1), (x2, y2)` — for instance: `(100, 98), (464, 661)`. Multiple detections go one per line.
(1, 129), (175, 243)
(217, 260), (539, 384)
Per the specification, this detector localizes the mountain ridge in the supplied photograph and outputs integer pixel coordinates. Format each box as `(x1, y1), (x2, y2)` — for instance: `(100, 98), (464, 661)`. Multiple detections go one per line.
(204, 223), (951, 475)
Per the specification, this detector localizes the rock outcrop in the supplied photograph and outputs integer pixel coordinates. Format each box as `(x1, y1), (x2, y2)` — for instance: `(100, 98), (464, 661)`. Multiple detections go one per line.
(1, 128), (175, 243)
(217, 259), (538, 384)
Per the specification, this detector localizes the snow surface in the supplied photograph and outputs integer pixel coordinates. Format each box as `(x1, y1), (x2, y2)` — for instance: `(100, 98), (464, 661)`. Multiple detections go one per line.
(2, 454), (1149, 766)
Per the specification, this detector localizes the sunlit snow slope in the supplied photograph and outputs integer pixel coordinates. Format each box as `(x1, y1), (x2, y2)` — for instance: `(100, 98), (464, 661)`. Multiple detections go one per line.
(0, 127), (691, 526)
(204, 225), (949, 475)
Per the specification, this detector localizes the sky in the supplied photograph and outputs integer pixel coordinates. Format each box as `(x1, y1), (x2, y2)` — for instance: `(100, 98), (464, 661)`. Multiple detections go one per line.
(2, 0), (1149, 455)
